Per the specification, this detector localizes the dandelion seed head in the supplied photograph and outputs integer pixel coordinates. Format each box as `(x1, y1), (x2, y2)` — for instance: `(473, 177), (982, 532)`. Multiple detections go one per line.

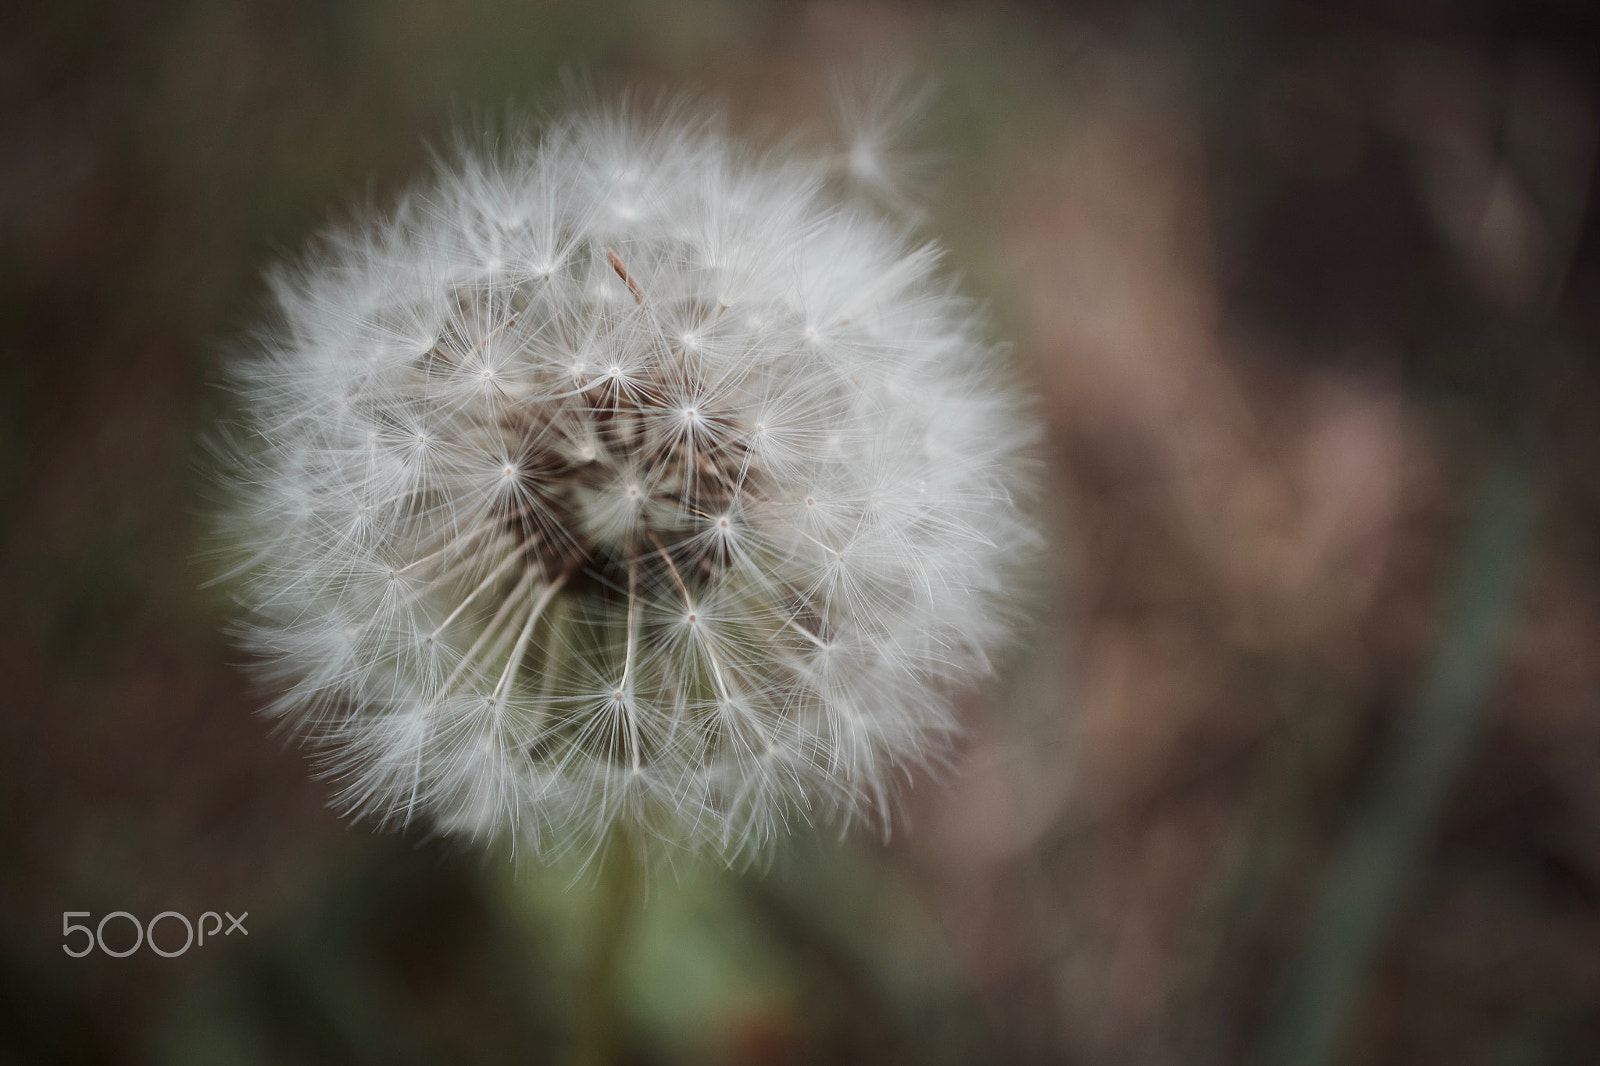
(213, 94), (1038, 863)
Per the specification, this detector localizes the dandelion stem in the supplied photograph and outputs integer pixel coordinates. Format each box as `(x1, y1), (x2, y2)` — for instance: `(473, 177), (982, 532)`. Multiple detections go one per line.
(606, 248), (644, 304)
(392, 529), (481, 576)
(649, 532), (762, 748)
(781, 612), (828, 648)
(492, 568), (572, 701)
(431, 569), (536, 706)
(426, 547), (526, 639)
(576, 828), (639, 1066)
(622, 557), (642, 775)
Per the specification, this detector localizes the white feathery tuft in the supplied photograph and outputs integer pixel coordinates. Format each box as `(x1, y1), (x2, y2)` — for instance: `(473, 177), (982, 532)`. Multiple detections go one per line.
(211, 92), (1039, 864)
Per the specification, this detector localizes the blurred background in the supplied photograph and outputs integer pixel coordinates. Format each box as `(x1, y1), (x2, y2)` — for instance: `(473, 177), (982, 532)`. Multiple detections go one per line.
(5, 0), (1600, 1062)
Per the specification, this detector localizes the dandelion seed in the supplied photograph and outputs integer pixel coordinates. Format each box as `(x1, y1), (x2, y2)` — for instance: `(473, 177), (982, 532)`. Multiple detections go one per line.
(211, 93), (1038, 863)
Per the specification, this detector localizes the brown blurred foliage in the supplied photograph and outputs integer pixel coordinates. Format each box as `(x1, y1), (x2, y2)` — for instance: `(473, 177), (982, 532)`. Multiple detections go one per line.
(4, 1), (1600, 1064)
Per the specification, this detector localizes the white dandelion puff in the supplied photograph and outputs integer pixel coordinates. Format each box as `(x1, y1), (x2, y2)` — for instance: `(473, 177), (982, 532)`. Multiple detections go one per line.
(210, 93), (1039, 863)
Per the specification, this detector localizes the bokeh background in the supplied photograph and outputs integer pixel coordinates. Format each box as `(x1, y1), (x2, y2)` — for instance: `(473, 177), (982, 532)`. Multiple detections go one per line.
(5, 0), (1600, 1062)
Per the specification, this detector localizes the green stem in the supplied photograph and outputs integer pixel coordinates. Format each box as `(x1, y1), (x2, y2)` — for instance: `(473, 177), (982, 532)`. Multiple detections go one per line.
(1256, 449), (1542, 1066)
(575, 831), (639, 1066)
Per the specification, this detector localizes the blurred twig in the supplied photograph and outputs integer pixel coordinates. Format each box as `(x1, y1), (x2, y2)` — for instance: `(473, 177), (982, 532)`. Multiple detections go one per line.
(1256, 448), (1543, 1066)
